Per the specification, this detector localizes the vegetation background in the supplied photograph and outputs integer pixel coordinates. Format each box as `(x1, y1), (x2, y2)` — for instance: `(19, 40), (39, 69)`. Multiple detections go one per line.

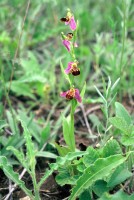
(0, 0), (134, 199)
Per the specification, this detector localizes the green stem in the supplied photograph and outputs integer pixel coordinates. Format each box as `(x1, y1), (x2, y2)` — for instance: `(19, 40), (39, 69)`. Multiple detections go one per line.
(1, 66), (18, 134)
(119, 0), (126, 99)
(119, 0), (126, 74)
(70, 100), (76, 151)
(127, 146), (133, 172)
(31, 166), (41, 200)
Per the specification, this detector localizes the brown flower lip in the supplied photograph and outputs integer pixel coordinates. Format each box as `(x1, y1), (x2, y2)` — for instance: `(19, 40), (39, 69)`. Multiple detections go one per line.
(66, 32), (73, 40)
(60, 17), (70, 22)
(72, 68), (80, 76)
(65, 89), (75, 100)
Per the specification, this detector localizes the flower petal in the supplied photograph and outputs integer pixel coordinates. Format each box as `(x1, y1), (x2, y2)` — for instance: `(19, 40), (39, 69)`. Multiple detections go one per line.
(74, 89), (82, 103)
(60, 91), (68, 97)
(62, 40), (71, 52)
(69, 16), (77, 31)
(64, 62), (73, 74)
(65, 21), (69, 25)
(74, 42), (78, 47)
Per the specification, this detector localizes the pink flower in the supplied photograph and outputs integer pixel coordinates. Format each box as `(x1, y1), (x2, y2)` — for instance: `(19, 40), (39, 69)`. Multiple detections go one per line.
(62, 40), (78, 52)
(62, 39), (71, 51)
(65, 61), (80, 76)
(60, 88), (82, 103)
(65, 16), (77, 31)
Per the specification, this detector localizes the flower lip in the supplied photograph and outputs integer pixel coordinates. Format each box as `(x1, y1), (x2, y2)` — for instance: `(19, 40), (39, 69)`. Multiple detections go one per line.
(66, 32), (73, 40)
(60, 16), (70, 23)
(60, 88), (82, 103)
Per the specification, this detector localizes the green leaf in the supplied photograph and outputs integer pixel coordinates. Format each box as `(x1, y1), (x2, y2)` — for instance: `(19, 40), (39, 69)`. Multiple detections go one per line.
(80, 82), (86, 100)
(103, 139), (122, 157)
(0, 120), (8, 130)
(99, 189), (134, 200)
(121, 133), (134, 146)
(62, 114), (75, 151)
(69, 154), (126, 200)
(18, 110), (40, 143)
(6, 110), (18, 134)
(38, 151), (88, 189)
(107, 164), (132, 188)
(93, 180), (109, 197)
(109, 117), (128, 134)
(55, 143), (71, 157)
(115, 102), (131, 125)
(83, 147), (99, 167)
(79, 190), (92, 200)
(56, 167), (79, 186)
(74, 82), (86, 110)
(36, 151), (57, 159)
(19, 119), (36, 167)
(0, 156), (34, 199)
(40, 123), (50, 148)
(19, 74), (46, 83)
(7, 146), (30, 172)
(7, 81), (35, 99)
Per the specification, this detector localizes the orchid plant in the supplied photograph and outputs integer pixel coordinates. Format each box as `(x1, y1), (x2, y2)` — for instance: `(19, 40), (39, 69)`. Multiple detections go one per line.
(55, 9), (86, 155)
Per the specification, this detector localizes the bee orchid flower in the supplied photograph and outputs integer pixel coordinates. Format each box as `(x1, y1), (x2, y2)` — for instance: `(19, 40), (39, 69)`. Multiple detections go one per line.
(65, 61), (80, 76)
(60, 88), (82, 103)
(60, 13), (77, 31)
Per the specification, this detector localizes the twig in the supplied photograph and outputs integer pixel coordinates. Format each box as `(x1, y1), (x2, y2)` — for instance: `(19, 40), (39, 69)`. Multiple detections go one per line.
(85, 105), (101, 116)
(80, 104), (93, 137)
(4, 168), (27, 200)
(4, 0), (31, 109)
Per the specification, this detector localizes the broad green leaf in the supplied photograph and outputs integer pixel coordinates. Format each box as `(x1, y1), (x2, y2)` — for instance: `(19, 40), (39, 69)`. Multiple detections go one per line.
(79, 190), (92, 200)
(19, 74), (46, 83)
(115, 102), (131, 125)
(38, 151), (88, 189)
(19, 119), (36, 167)
(69, 154), (126, 200)
(21, 51), (41, 74)
(83, 147), (99, 167)
(56, 167), (79, 186)
(0, 156), (34, 199)
(99, 189), (134, 200)
(109, 117), (128, 134)
(93, 180), (109, 197)
(121, 134), (134, 146)
(107, 164), (132, 188)
(7, 81), (35, 99)
(7, 146), (30, 172)
(103, 139), (122, 157)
